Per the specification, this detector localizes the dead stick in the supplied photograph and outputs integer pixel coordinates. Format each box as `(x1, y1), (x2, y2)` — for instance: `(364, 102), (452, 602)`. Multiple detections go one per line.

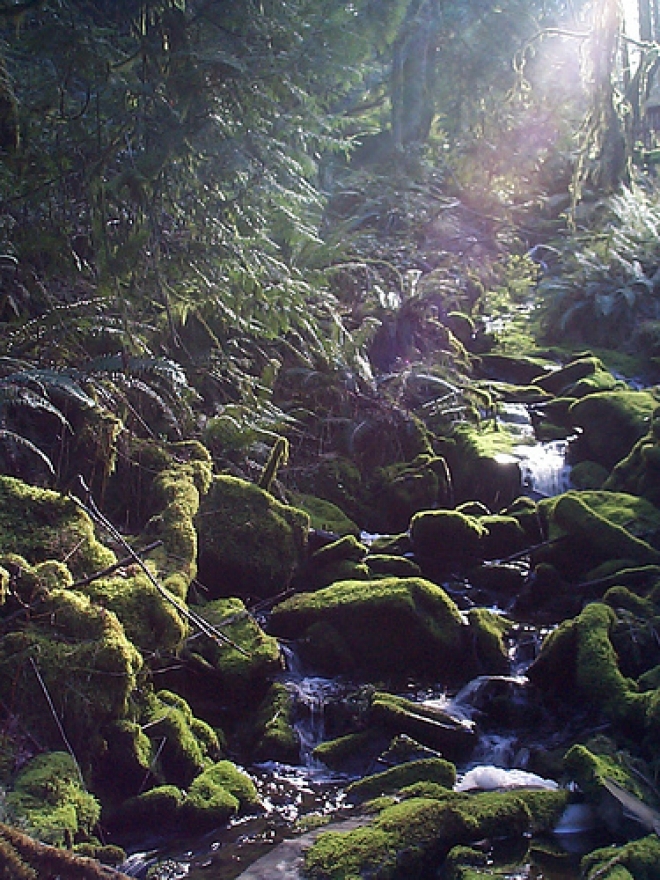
(71, 540), (163, 588)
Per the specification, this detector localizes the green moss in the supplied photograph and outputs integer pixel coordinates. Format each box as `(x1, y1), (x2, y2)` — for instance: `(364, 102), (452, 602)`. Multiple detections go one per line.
(81, 570), (187, 654)
(117, 784), (185, 829)
(97, 720), (154, 798)
(269, 576), (467, 677)
(582, 835), (660, 879)
(182, 760), (260, 828)
(563, 740), (650, 803)
(183, 597), (282, 694)
(477, 514), (527, 560)
(143, 690), (220, 787)
(0, 476), (115, 579)
(310, 535), (368, 566)
(466, 607), (512, 674)
(0, 589), (142, 760)
(369, 692), (476, 759)
(313, 731), (380, 771)
(250, 682), (299, 763)
(571, 460), (610, 490)
(290, 492), (360, 536)
(366, 554), (422, 578)
(530, 603), (649, 731)
(532, 355), (603, 395)
(368, 455), (452, 533)
(304, 792), (533, 880)
(410, 510), (487, 564)
(346, 758), (456, 802)
(196, 475), (310, 599)
(6, 752), (100, 847)
(568, 390), (657, 469)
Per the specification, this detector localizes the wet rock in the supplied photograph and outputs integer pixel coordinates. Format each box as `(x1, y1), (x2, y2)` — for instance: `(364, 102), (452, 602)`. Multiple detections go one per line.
(345, 757), (456, 802)
(369, 692), (477, 761)
(196, 475), (309, 600)
(532, 355), (603, 396)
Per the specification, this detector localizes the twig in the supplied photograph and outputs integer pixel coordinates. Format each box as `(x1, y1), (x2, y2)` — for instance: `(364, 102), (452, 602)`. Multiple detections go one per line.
(71, 540), (163, 588)
(29, 656), (84, 783)
(69, 477), (250, 657)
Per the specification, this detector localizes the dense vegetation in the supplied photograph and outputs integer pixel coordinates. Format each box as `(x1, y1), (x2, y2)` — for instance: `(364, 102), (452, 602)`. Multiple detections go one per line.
(5, 0), (660, 878)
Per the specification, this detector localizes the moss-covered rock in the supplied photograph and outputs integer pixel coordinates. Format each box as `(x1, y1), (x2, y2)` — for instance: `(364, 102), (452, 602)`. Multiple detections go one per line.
(563, 738), (660, 840)
(532, 355), (603, 396)
(268, 576), (468, 679)
(346, 758), (456, 803)
(535, 490), (660, 580)
(568, 389), (657, 470)
(303, 791), (539, 880)
(181, 760), (260, 830)
(410, 509), (487, 568)
(366, 554), (422, 579)
(95, 720), (154, 800)
(582, 834), (660, 879)
(604, 408), (660, 505)
(0, 587), (142, 762)
(367, 454), (452, 534)
(0, 476), (115, 580)
(114, 784), (185, 831)
(142, 690), (221, 787)
(369, 692), (476, 762)
(443, 424), (522, 510)
(196, 475), (309, 599)
(81, 570), (188, 654)
(248, 682), (300, 764)
(466, 607), (512, 674)
(290, 492), (360, 537)
(6, 752), (100, 847)
(182, 596), (283, 698)
(528, 602), (651, 733)
(477, 514), (528, 560)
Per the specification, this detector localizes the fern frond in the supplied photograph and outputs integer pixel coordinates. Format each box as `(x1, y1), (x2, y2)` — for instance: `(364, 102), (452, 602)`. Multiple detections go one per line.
(0, 430), (55, 474)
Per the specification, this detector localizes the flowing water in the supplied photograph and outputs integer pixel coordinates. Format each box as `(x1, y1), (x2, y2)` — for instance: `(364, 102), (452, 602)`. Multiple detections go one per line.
(120, 406), (588, 879)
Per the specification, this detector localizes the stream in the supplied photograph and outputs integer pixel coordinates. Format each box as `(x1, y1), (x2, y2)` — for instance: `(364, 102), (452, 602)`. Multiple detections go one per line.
(119, 409), (592, 880)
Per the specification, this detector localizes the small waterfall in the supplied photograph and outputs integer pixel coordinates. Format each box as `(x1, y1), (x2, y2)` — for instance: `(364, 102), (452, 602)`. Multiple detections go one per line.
(514, 439), (572, 498)
(280, 645), (347, 768)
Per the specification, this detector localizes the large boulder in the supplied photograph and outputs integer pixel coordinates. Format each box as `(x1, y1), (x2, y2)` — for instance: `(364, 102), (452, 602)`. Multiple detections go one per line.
(535, 490), (660, 580)
(568, 389), (657, 470)
(196, 475), (309, 600)
(268, 576), (469, 679)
